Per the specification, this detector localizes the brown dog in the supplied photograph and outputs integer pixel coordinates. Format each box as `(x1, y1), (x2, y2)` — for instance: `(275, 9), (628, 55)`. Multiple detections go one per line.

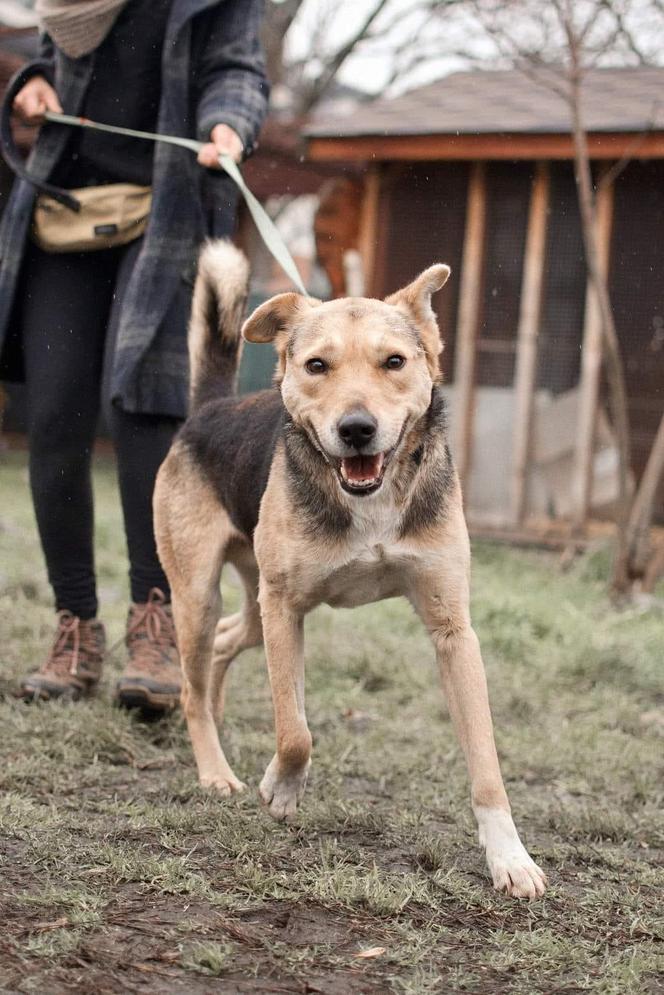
(154, 241), (547, 899)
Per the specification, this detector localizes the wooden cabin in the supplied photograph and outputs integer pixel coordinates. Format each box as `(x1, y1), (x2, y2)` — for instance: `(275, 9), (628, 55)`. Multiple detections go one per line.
(306, 67), (664, 532)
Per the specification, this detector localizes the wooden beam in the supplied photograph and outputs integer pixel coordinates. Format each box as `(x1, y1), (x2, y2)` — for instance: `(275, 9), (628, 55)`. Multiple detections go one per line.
(371, 166), (395, 298)
(510, 162), (550, 526)
(571, 176), (615, 529)
(307, 131), (664, 163)
(452, 162), (487, 502)
(357, 167), (382, 298)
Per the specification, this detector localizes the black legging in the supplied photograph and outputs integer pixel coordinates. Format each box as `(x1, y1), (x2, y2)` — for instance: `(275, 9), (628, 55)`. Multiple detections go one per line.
(17, 239), (181, 619)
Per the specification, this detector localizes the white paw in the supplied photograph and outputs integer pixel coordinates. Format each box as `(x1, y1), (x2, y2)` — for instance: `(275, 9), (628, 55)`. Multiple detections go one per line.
(259, 754), (310, 822)
(199, 772), (247, 798)
(486, 843), (547, 898)
(476, 806), (547, 899)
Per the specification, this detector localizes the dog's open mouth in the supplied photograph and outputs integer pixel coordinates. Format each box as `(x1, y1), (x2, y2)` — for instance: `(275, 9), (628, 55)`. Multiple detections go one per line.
(337, 452), (386, 495)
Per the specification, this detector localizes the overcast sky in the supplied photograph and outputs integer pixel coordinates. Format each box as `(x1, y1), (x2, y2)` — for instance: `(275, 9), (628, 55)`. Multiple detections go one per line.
(283, 0), (664, 97)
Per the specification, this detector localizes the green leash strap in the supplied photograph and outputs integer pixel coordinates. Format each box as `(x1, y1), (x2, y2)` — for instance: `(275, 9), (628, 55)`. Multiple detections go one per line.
(43, 110), (310, 297)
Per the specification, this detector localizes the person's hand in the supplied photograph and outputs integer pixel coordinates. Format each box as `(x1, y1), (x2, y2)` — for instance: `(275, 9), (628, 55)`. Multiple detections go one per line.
(13, 76), (63, 125)
(197, 123), (244, 168)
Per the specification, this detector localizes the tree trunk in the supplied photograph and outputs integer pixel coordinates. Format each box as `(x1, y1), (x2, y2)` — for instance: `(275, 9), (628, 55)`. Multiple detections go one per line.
(621, 411), (664, 586)
(565, 63), (633, 596)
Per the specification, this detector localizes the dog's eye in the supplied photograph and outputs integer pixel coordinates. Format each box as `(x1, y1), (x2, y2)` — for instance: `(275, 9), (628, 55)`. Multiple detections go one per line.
(384, 355), (406, 370)
(305, 358), (328, 375)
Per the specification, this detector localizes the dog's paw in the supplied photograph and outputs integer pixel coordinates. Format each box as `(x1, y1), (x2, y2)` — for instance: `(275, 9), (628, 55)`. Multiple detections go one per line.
(259, 755), (310, 822)
(486, 846), (547, 899)
(476, 806), (547, 899)
(199, 772), (247, 797)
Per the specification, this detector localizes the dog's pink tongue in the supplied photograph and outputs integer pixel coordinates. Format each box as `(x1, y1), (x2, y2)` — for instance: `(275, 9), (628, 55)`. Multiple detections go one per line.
(342, 453), (383, 483)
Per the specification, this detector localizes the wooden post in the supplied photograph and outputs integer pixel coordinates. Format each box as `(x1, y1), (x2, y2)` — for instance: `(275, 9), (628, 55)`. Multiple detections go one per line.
(510, 162), (550, 526)
(623, 409), (664, 580)
(357, 167), (381, 297)
(571, 176), (615, 529)
(452, 161), (487, 502)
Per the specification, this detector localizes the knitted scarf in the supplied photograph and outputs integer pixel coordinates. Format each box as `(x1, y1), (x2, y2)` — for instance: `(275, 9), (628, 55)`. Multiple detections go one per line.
(35, 0), (130, 58)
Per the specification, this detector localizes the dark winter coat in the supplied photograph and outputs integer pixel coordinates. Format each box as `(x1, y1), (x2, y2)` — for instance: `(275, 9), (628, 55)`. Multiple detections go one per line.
(0, 0), (268, 417)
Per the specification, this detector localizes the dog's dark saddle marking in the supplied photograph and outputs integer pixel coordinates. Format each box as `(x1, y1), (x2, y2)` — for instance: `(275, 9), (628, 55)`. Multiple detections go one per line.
(180, 389), (284, 539)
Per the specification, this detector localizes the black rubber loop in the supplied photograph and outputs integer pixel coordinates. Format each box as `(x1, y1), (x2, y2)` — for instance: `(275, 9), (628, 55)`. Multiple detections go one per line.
(0, 63), (81, 212)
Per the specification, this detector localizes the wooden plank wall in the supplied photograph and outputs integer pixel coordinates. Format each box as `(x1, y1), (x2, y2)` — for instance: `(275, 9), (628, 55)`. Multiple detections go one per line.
(510, 162), (550, 525)
(451, 162), (487, 502)
(354, 155), (663, 528)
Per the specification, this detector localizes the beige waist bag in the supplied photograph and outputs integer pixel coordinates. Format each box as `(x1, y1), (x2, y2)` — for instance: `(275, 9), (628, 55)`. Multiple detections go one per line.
(32, 183), (152, 253)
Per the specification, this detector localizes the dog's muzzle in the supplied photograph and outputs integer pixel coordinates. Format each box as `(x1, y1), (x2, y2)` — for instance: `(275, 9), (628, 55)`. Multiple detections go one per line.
(333, 410), (386, 495)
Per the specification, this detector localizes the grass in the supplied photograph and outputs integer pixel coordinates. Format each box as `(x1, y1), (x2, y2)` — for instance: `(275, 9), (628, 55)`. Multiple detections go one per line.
(1, 449), (663, 994)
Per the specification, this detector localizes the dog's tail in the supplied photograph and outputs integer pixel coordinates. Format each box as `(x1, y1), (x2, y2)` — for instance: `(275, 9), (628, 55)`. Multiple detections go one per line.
(188, 240), (249, 410)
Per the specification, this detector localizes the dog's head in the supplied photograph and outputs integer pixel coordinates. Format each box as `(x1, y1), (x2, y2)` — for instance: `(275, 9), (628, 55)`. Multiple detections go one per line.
(242, 265), (450, 497)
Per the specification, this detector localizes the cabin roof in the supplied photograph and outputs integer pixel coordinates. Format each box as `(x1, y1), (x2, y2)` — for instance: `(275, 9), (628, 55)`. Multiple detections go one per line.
(306, 67), (664, 140)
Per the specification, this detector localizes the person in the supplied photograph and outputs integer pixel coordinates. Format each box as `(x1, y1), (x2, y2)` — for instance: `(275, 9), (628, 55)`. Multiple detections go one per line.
(0, 0), (269, 711)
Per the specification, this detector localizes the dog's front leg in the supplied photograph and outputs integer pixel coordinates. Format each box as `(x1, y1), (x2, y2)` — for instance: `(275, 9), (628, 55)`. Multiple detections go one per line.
(258, 594), (312, 821)
(412, 567), (546, 899)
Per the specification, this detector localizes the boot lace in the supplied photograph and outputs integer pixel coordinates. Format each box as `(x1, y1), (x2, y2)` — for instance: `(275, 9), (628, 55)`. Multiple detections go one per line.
(125, 588), (177, 676)
(40, 612), (98, 678)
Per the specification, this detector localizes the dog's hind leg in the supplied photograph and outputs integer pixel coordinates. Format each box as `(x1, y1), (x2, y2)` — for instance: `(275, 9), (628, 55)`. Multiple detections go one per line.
(210, 549), (263, 724)
(154, 450), (245, 796)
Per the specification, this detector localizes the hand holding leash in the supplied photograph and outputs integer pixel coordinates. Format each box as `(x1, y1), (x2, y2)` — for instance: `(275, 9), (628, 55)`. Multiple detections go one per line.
(12, 75), (63, 125)
(197, 123), (243, 167)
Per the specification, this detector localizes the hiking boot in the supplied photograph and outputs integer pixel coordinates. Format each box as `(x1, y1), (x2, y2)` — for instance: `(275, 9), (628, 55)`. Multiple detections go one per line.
(115, 588), (181, 713)
(19, 612), (105, 701)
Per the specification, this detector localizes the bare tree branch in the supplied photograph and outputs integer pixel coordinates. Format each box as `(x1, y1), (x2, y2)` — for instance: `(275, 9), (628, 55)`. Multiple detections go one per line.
(265, 0), (464, 114)
(599, 0), (650, 60)
(297, 0), (393, 112)
(598, 100), (662, 189)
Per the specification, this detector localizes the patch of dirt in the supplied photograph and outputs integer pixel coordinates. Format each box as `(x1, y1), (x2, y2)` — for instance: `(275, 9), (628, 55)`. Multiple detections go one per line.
(1, 868), (390, 995)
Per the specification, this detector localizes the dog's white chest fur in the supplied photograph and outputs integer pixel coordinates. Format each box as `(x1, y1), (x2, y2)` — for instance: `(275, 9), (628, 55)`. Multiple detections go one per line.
(316, 492), (415, 609)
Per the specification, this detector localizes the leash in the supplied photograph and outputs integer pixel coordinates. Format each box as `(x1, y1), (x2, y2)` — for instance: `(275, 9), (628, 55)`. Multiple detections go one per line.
(0, 62), (308, 296)
(43, 110), (309, 297)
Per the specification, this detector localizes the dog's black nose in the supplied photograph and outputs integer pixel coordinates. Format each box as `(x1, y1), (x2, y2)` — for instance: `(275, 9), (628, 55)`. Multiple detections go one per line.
(337, 411), (378, 450)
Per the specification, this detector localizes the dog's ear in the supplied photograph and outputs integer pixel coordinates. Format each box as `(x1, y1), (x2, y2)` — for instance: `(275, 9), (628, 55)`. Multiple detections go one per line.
(385, 265), (451, 379)
(242, 293), (319, 344)
(386, 264), (450, 316)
